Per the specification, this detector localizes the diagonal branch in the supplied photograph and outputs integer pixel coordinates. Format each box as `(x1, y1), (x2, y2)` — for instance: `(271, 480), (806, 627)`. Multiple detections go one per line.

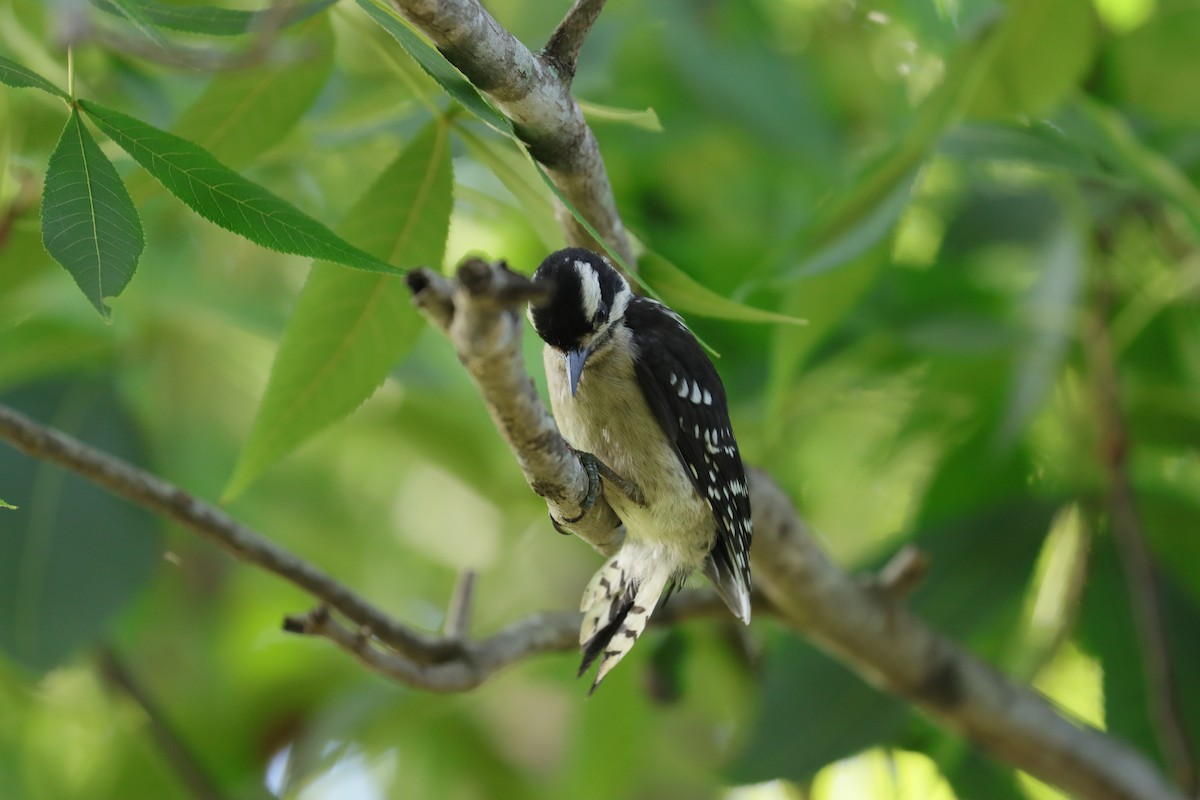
(0, 402), (449, 663)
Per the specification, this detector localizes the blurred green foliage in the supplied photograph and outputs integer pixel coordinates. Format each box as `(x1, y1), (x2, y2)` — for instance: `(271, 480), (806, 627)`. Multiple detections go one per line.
(1, 0), (1199, 798)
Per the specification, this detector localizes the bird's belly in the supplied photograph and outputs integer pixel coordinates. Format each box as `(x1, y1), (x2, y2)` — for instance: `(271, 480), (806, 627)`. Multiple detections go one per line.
(545, 346), (714, 566)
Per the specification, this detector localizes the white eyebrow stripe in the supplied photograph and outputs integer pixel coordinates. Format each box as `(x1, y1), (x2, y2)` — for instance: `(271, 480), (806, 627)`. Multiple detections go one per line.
(574, 259), (602, 322)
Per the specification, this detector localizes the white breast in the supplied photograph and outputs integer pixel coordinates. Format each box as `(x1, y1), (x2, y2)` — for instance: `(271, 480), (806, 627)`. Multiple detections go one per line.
(543, 329), (715, 568)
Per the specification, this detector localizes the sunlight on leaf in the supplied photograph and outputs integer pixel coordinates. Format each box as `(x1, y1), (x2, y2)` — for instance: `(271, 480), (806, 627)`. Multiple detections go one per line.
(78, 100), (399, 275)
(224, 120), (453, 500)
(0, 499), (15, 510)
(40, 109), (144, 318)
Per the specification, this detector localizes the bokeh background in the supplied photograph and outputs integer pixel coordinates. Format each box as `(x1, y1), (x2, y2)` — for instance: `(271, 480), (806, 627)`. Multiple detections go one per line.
(2, 0), (1199, 797)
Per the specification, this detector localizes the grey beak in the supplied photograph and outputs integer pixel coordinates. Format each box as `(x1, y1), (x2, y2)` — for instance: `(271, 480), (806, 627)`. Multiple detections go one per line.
(566, 346), (590, 397)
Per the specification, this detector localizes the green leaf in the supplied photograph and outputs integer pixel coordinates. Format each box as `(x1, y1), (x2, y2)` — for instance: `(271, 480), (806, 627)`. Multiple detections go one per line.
(100, 0), (172, 52)
(0, 316), (112, 391)
(638, 250), (807, 326)
(766, 243), (889, 423)
(0, 55), (69, 99)
(996, 212), (1084, 445)
(1103, 4), (1200, 126)
(40, 109), (144, 317)
(779, 23), (1003, 284)
(455, 125), (563, 251)
(784, 172), (917, 280)
(77, 100), (399, 275)
(733, 499), (1055, 784)
(0, 381), (162, 672)
(578, 100), (663, 133)
(908, 500), (1056, 647)
(939, 122), (1109, 180)
(966, 0), (1096, 120)
(730, 632), (911, 783)
(938, 740), (1026, 800)
(0, 499), (15, 510)
(1078, 534), (1200, 773)
(169, 15), (333, 169)
(356, 0), (512, 135)
(224, 121), (453, 500)
(92, 0), (337, 37)
(1057, 96), (1200, 240)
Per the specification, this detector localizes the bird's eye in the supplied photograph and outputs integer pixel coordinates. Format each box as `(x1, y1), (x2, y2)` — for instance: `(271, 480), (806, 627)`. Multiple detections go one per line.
(592, 301), (608, 327)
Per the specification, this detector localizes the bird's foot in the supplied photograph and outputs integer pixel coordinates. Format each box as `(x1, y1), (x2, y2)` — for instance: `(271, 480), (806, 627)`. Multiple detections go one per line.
(559, 448), (644, 525)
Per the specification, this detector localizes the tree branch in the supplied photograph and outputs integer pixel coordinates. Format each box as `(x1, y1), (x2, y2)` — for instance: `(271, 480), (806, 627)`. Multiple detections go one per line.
(405, 258), (1183, 800)
(282, 589), (737, 693)
(542, 0), (608, 80)
(387, 0), (632, 265)
(0, 400), (734, 693)
(1088, 288), (1198, 795)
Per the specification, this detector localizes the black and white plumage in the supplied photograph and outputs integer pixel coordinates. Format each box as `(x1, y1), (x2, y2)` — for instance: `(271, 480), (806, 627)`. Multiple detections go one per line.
(528, 247), (752, 691)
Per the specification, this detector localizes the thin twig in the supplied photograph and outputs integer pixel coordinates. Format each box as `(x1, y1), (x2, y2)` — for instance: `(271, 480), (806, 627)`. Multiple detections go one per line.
(542, 0), (608, 81)
(96, 645), (225, 800)
(1088, 288), (1198, 795)
(444, 570), (478, 640)
(0, 403), (452, 663)
(282, 589), (738, 692)
(873, 544), (929, 600)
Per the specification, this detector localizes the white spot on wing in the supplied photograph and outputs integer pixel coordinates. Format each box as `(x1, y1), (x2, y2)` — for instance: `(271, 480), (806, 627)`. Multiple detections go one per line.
(703, 389), (712, 405)
(677, 379), (689, 398)
(690, 383), (701, 403)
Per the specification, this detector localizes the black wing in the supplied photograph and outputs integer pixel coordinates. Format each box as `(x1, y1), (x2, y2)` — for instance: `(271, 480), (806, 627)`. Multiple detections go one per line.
(625, 297), (752, 614)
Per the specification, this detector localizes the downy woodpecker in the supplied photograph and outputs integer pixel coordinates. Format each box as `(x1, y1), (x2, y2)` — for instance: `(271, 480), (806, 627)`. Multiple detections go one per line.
(529, 248), (752, 691)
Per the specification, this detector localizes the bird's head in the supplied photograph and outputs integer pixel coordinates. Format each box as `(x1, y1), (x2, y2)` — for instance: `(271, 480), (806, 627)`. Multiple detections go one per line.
(529, 248), (631, 396)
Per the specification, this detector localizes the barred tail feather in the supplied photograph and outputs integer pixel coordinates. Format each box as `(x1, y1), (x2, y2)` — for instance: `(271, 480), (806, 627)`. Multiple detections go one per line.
(577, 552), (671, 693)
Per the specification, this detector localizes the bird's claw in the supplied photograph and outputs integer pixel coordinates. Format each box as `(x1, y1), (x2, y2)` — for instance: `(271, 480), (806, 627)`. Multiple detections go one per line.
(559, 448), (644, 527)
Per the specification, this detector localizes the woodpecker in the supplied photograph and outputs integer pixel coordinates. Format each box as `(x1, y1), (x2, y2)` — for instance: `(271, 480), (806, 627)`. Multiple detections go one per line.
(529, 247), (752, 691)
